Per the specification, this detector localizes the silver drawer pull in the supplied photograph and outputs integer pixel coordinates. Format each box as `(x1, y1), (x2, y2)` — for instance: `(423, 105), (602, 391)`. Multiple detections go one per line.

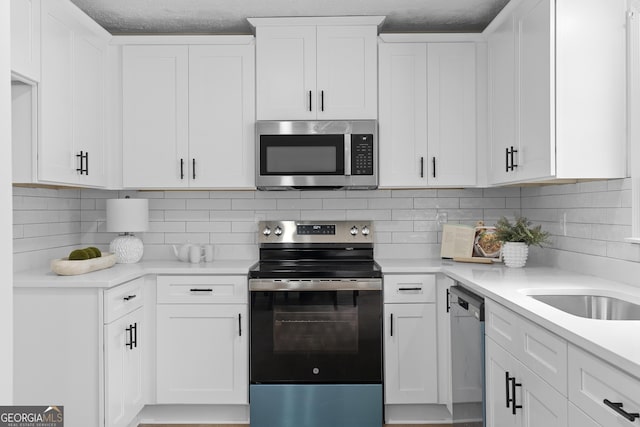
(123, 294), (137, 301)
(190, 288), (213, 293)
(398, 287), (422, 291)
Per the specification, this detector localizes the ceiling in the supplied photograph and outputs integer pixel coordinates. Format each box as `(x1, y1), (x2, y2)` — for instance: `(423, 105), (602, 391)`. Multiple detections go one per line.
(69, 0), (511, 35)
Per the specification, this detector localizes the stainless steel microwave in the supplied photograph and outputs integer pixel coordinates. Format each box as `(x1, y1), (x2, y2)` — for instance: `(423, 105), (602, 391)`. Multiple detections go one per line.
(256, 120), (378, 190)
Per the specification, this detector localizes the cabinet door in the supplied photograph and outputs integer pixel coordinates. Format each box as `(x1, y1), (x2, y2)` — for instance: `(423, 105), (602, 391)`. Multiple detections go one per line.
(485, 338), (519, 427)
(105, 307), (144, 427)
(514, 0), (554, 181)
(486, 337), (567, 427)
(157, 304), (248, 404)
(255, 26), (316, 120)
(518, 356), (568, 427)
(189, 44), (255, 188)
(568, 403), (600, 427)
(11, 0), (40, 81)
(39, 0), (76, 184)
(316, 26), (378, 120)
(488, 14), (516, 185)
(39, 0), (107, 187)
(378, 43), (428, 187)
(427, 43), (476, 186)
(122, 45), (189, 188)
(384, 303), (438, 404)
(72, 23), (107, 187)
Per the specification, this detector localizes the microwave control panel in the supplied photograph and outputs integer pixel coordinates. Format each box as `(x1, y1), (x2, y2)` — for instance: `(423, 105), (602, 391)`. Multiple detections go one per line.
(351, 134), (374, 175)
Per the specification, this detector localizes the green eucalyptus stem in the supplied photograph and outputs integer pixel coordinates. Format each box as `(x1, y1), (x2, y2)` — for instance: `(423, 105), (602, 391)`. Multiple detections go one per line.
(494, 216), (551, 247)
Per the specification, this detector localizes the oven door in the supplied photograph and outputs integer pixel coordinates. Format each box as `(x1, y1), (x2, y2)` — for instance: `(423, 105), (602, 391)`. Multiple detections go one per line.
(249, 279), (382, 384)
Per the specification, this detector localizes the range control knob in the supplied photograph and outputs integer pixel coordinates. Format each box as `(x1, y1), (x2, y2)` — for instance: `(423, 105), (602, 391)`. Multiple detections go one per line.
(274, 226), (283, 236)
(350, 226), (358, 236)
(262, 226), (272, 236)
(361, 226), (370, 236)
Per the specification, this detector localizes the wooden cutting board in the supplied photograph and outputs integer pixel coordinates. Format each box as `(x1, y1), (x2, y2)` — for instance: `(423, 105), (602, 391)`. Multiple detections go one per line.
(453, 256), (494, 264)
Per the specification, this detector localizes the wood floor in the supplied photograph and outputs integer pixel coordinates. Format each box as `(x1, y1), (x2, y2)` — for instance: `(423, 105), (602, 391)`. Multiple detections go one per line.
(139, 425), (451, 427)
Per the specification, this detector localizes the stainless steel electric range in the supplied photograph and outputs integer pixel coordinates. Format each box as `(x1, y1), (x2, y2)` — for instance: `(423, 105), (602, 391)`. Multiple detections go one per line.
(248, 220), (383, 427)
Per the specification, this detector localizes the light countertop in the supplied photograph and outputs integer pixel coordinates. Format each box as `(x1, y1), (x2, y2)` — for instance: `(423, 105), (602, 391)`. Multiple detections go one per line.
(15, 256), (640, 380)
(380, 258), (640, 381)
(14, 259), (257, 288)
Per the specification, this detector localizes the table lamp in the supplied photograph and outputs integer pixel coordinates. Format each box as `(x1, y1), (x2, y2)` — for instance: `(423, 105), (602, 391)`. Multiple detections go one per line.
(106, 197), (149, 263)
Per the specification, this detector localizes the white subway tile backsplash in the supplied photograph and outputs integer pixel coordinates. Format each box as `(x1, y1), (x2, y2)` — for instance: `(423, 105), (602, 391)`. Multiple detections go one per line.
(368, 198), (412, 209)
(413, 198), (460, 209)
(187, 199), (232, 210)
(186, 222), (231, 233)
(232, 199), (277, 210)
(164, 210), (210, 222)
(460, 197), (506, 209)
(276, 199), (323, 210)
(346, 210), (392, 221)
(322, 198), (367, 210)
(13, 178), (638, 269)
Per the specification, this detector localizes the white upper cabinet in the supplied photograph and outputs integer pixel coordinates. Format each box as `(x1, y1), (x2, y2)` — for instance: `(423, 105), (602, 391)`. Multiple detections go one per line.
(251, 17), (382, 120)
(379, 40), (478, 187)
(39, 0), (110, 187)
(487, 0), (627, 185)
(122, 45), (189, 188)
(122, 40), (255, 189)
(11, 0), (41, 82)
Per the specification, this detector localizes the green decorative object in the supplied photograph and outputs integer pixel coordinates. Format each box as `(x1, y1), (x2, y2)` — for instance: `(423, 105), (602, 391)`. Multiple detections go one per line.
(85, 247), (102, 258)
(68, 249), (90, 261)
(494, 216), (551, 247)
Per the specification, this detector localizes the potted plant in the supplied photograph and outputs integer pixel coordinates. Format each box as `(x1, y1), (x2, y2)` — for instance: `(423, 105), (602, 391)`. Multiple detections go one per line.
(494, 216), (551, 268)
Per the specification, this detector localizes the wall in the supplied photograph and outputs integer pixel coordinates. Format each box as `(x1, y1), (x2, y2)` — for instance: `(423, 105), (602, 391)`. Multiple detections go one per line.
(14, 178), (640, 279)
(1, 0), (13, 404)
(13, 186), (521, 269)
(522, 179), (637, 262)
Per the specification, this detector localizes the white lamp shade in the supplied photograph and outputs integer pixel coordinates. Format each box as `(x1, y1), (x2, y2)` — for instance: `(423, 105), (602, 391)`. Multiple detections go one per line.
(106, 198), (149, 233)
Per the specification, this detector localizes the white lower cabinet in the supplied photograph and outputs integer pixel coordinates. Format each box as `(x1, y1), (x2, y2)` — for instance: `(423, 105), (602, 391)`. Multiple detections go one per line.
(156, 304), (248, 404)
(383, 274), (438, 405)
(568, 344), (640, 426)
(13, 277), (148, 427)
(105, 306), (144, 427)
(384, 303), (438, 403)
(155, 275), (248, 405)
(569, 403), (600, 427)
(485, 299), (568, 427)
(485, 337), (567, 427)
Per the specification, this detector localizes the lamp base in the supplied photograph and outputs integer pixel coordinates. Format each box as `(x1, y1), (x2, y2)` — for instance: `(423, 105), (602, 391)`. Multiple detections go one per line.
(110, 235), (144, 263)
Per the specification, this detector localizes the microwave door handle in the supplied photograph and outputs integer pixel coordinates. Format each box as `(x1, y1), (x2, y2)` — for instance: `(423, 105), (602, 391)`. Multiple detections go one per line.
(344, 134), (352, 176)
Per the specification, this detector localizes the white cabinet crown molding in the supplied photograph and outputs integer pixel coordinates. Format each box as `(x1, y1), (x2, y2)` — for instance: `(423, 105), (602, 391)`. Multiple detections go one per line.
(111, 35), (255, 45)
(248, 16), (386, 29)
(379, 33), (485, 43)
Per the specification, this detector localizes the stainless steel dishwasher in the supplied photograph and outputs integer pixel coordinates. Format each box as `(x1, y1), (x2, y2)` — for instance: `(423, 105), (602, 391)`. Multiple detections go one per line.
(449, 284), (485, 427)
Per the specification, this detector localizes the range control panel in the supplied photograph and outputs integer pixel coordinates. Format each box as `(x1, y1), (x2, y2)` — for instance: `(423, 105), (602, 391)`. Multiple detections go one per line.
(259, 221), (373, 244)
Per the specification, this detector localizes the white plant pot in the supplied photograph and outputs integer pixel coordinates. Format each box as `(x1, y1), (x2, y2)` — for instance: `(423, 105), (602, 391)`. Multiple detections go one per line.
(502, 242), (529, 268)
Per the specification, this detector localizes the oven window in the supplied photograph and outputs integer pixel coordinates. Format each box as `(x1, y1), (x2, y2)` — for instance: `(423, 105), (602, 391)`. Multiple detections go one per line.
(273, 305), (358, 354)
(260, 135), (344, 175)
(250, 290), (382, 384)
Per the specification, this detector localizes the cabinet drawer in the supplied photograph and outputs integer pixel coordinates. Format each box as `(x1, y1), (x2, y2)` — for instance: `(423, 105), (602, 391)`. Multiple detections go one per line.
(485, 299), (567, 396)
(157, 275), (247, 304)
(383, 274), (436, 303)
(569, 345), (640, 426)
(104, 277), (145, 324)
